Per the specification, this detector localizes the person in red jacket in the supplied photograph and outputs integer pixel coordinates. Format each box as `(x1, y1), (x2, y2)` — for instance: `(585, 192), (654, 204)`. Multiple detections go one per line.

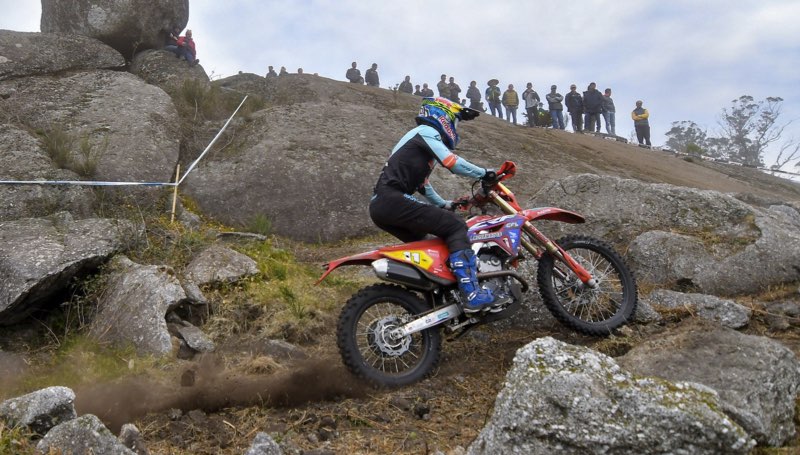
(176, 29), (199, 66)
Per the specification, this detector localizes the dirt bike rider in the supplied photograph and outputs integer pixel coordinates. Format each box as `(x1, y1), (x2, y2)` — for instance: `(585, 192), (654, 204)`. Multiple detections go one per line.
(369, 97), (508, 313)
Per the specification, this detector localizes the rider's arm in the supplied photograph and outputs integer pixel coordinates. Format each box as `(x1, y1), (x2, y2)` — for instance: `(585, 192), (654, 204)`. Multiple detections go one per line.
(419, 126), (486, 180)
(420, 181), (448, 208)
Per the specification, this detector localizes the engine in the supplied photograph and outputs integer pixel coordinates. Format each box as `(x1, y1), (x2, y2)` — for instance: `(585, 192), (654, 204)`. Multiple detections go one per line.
(476, 248), (518, 306)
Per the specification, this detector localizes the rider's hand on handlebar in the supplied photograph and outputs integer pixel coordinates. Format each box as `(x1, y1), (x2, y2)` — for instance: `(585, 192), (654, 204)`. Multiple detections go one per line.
(445, 196), (471, 211)
(482, 169), (497, 183)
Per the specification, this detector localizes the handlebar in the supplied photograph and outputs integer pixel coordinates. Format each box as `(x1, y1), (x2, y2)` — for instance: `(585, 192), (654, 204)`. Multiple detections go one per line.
(454, 160), (521, 214)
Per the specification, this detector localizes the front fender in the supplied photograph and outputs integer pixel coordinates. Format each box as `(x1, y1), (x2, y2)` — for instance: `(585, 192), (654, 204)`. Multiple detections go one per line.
(522, 207), (585, 224)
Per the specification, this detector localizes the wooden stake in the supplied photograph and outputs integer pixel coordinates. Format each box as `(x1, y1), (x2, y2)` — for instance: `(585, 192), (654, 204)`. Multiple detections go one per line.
(171, 164), (180, 223)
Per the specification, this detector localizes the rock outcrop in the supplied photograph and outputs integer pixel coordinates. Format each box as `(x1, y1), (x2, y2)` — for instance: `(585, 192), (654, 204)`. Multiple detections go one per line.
(129, 48), (209, 92)
(0, 213), (138, 324)
(0, 30), (124, 81)
(532, 174), (800, 295)
(0, 123), (95, 221)
(468, 337), (755, 455)
(0, 69), (180, 184)
(36, 413), (135, 455)
(40, 0), (189, 59)
(619, 320), (800, 446)
(182, 79), (416, 242)
(89, 256), (186, 356)
(0, 386), (76, 435)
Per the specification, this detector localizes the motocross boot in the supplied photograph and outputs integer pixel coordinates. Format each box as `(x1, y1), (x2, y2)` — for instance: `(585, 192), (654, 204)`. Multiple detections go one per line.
(449, 249), (496, 313)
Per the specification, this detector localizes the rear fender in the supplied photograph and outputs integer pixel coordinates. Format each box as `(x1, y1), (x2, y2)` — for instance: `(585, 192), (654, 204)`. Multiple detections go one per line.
(316, 237), (452, 284)
(317, 250), (382, 283)
(522, 207), (585, 224)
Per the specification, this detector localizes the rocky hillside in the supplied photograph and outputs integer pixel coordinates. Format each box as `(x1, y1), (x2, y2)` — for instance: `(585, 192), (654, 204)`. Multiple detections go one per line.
(2, 3), (800, 454)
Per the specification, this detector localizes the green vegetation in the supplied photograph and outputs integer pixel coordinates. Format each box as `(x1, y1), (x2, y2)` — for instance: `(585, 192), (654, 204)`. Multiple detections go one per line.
(198, 239), (361, 343)
(0, 422), (36, 455)
(12, 336), (167, 397)
(171, 79), (265, 123)
(247, 213), (272, 236)
(37, 126), (105, 178)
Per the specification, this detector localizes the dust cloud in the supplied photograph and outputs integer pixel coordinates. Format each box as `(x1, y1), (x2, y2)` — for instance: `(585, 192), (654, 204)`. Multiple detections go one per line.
(73, 356), (368, 432)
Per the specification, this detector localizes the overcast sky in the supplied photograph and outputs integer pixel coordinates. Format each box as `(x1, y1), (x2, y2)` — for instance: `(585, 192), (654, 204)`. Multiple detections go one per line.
(2, 0), (799, 167)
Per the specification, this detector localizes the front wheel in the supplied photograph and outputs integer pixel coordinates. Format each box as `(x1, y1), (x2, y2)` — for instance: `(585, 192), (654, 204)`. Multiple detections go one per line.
(336, 284), (441, 388)
(537, 235), (637, 336)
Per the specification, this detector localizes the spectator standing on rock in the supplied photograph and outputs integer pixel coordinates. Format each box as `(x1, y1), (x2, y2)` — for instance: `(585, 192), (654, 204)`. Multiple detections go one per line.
(437, 74), (451, 99)
(602, 88), (616, 136)
(413, 84), (422, 96)
(420, 83), (434, 97)
(279, 66), (288, 76)
(632, 100), (651, 146)
(485, 79), (503, 118)
(546, 85), (565, 129)
(583, 82), (603, 133)
(176, 29), (198, 66)
(266, 65), (277, 78)
(365, 63), (380, 87)
(346, 62), (363, 84)
(399, 76), (413, 94)
(522, 82), (541, 127)
(466, 81), (482, 110)
(565, 84), (584, 132)
(502, 84), (519, 125)
(448, 77), (461, 103)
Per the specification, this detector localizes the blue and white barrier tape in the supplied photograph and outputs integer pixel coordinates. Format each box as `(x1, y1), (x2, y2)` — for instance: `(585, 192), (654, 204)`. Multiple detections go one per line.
(0, 96), (248, 188)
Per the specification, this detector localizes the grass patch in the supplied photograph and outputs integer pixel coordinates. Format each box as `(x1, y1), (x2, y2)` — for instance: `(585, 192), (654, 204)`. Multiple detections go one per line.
(0, 422), (36, 455)
(247, 213), (272, 236)
(3, 335), (167, 401)
(37, 126), (105, 178)
(198, 239), (361, 344)
(127, 211), (214, 269)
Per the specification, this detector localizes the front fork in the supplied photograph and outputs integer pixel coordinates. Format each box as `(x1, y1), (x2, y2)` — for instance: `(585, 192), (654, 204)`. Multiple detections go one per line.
(488, 189), (597, 288)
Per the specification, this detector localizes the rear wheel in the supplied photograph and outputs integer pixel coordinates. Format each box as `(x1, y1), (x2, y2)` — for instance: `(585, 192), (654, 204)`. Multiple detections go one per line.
(336, 284), (441, 387)
(537, 235), (637, 335)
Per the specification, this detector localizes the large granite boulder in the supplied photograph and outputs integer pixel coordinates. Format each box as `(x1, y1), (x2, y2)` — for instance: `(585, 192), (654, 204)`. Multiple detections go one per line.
(0, 212), (138, 324)
(89, 256), (186, 356)
(0, 69), (180, 184)
(532, 174), (800, 295)
(41, 0), (189, 59)
(0, 123), (94, 221)
(129, 48), (209, 92)
(0, 30), (124, 81)
(619, 320), (800, 446)
(37, 414), (135, 455)
(468, 337), (754, 455)
(182, 97), (410, 242)
(0, 386), (76, 435)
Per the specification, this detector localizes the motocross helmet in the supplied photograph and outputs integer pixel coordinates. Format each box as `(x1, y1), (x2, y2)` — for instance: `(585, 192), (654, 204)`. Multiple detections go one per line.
(415, 97), (480, 150)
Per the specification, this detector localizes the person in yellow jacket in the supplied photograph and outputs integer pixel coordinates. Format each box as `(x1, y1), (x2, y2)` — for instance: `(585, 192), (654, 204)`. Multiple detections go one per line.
(631, 100), (651, 146)
(502, 84), (520, 125)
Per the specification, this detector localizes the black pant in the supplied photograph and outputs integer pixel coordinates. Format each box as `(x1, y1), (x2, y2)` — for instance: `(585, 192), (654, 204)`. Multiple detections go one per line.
(370, 189), (469, 252)
(569, 110), (583, 132)
(635, 124), (651, 145)
(526, 107), (537, 127)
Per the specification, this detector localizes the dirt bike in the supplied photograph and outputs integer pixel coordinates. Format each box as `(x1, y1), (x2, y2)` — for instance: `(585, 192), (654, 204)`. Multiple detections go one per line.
(317, 161), (637, 387)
